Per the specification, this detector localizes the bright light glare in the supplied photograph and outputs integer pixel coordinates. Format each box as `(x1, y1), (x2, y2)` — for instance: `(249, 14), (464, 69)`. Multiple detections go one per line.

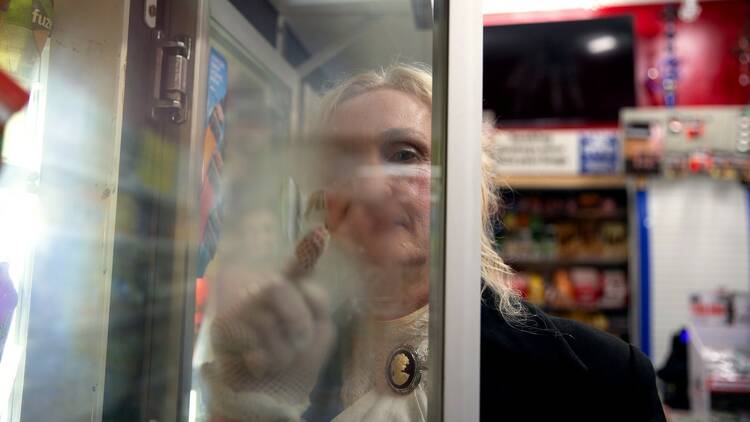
(188, 389), (197, 422)
(2, 80), (45, 172)
(0, 189), (41, 422)
(0, 342), (22, 421)
(587, 35), (617, 54)
(0, 189), (42, 283)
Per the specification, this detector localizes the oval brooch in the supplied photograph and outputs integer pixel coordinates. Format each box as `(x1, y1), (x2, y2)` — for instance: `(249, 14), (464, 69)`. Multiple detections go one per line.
(385, 344), (423, 394)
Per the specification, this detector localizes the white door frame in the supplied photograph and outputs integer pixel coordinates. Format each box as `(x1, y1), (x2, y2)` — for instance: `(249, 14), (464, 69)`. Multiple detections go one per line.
(429, 0), (483, 420)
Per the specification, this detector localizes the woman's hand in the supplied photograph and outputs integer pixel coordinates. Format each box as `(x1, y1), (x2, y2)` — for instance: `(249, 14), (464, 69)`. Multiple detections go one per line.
(211, 277), (333, 390)
(210, 227), (334, 392)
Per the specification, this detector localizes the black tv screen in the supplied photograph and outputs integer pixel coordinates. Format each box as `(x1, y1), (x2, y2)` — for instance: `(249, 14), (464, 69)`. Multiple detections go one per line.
(483, 16), (636, 125)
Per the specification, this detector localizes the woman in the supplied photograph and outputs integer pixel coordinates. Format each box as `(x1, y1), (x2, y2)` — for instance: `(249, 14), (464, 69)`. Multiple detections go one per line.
(203, 64), (666, 421)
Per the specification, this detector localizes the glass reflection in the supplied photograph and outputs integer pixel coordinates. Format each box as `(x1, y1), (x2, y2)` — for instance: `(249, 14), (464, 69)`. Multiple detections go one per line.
(197, 64), (434, 422)
(191, 1), (434, 420)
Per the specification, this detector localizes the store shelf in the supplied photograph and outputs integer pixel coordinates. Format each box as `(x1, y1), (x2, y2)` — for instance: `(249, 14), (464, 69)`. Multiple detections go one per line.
(496, 185), (632, 342)
(506, 257), (629, 267)
(543, 305), (629, 313)
(516, 210), (627, 220)
(495, 174), (627, 190)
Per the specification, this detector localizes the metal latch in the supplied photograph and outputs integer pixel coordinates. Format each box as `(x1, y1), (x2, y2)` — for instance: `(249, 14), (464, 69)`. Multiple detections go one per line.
(152, 31), (191, 123)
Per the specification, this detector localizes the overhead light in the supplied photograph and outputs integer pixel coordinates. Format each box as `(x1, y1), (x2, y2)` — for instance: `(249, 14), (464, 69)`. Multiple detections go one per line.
(678, 0), (701, 22)
(587, 35), (617, 54)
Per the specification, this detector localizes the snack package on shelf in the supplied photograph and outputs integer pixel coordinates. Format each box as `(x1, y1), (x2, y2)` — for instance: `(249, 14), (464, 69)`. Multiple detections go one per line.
(562, 196), (577, 215)
(547, 268), (576, 309)
(542, 196), (566, 216)
(600, 222), (628, 259)
(502, 228), (535, 261)
(578, 221), (604, 259)
(555, 223), (580, 259)
(577, 192), (602, 213)
(526, 274), (545, 306)
(600, 196), (619, 216)
(510, 272), (530, 297)
(510, 272), (546, 307)
(569, 267), (602, 307)
(528, 215), (545, 259)
(539, 224), (558, 260)
(599, 270), (628, 309)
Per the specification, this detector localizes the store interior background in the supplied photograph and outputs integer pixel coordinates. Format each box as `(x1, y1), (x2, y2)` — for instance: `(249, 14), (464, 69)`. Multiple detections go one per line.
(483, 0), (750, 419)
(0, 0), (748, 421)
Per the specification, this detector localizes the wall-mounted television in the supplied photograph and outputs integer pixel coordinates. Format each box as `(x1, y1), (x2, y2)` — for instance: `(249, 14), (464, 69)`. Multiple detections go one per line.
(483, 16), (636, 126)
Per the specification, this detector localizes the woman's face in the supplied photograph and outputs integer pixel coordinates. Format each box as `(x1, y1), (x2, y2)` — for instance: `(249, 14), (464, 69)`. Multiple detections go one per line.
(324, 88), (431, 270)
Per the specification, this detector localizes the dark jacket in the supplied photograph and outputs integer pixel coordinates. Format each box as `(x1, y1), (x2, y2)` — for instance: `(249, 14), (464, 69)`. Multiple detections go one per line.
(305, 296), (666, 421)
(481, 296), (666, 421)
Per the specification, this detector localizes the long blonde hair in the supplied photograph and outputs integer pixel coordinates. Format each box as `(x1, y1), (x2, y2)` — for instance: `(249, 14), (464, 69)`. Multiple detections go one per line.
(318, 63), (522, 319)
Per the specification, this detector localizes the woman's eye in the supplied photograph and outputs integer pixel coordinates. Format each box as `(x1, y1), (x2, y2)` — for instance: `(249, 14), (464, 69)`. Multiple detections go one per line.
(388, 148), (420, 163)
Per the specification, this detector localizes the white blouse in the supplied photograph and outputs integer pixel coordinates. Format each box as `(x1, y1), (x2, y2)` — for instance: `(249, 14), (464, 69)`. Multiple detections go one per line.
(334, 305), (429, 421)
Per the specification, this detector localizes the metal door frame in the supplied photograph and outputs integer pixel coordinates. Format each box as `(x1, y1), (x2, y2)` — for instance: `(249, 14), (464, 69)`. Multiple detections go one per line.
(116, 0), (484, 420)
(99, 0), (204, 420)
(428, 0), (483, 421)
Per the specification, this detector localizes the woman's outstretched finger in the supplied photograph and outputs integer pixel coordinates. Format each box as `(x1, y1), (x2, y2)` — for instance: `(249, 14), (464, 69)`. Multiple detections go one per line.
(249, 306), (296, 371)
(264, 281), (315, 350)
(298, 282), (330, 321)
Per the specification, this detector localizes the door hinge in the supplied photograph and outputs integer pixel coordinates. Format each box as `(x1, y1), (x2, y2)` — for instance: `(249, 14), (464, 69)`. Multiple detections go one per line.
(152, 31), (191, 124)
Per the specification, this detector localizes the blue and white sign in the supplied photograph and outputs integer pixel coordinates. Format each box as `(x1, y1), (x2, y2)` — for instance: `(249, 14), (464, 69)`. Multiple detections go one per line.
(579, 132), (621, 174)
(206, 48), (228, 121)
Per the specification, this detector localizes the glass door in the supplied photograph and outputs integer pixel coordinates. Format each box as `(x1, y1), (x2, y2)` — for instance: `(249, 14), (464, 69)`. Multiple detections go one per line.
(185, 0), (456, 421)
(0, 0), (486, 420)
(190, 4), (301, 417)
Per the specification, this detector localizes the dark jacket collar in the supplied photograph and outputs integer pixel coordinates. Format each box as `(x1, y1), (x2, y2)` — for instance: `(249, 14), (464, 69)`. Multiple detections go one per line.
(480, 290), (589, 374)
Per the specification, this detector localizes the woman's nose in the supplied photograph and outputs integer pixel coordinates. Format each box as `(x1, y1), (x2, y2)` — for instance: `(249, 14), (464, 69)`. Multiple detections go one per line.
(323, 163), (394, 232)
(352, 163), (395, 204)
